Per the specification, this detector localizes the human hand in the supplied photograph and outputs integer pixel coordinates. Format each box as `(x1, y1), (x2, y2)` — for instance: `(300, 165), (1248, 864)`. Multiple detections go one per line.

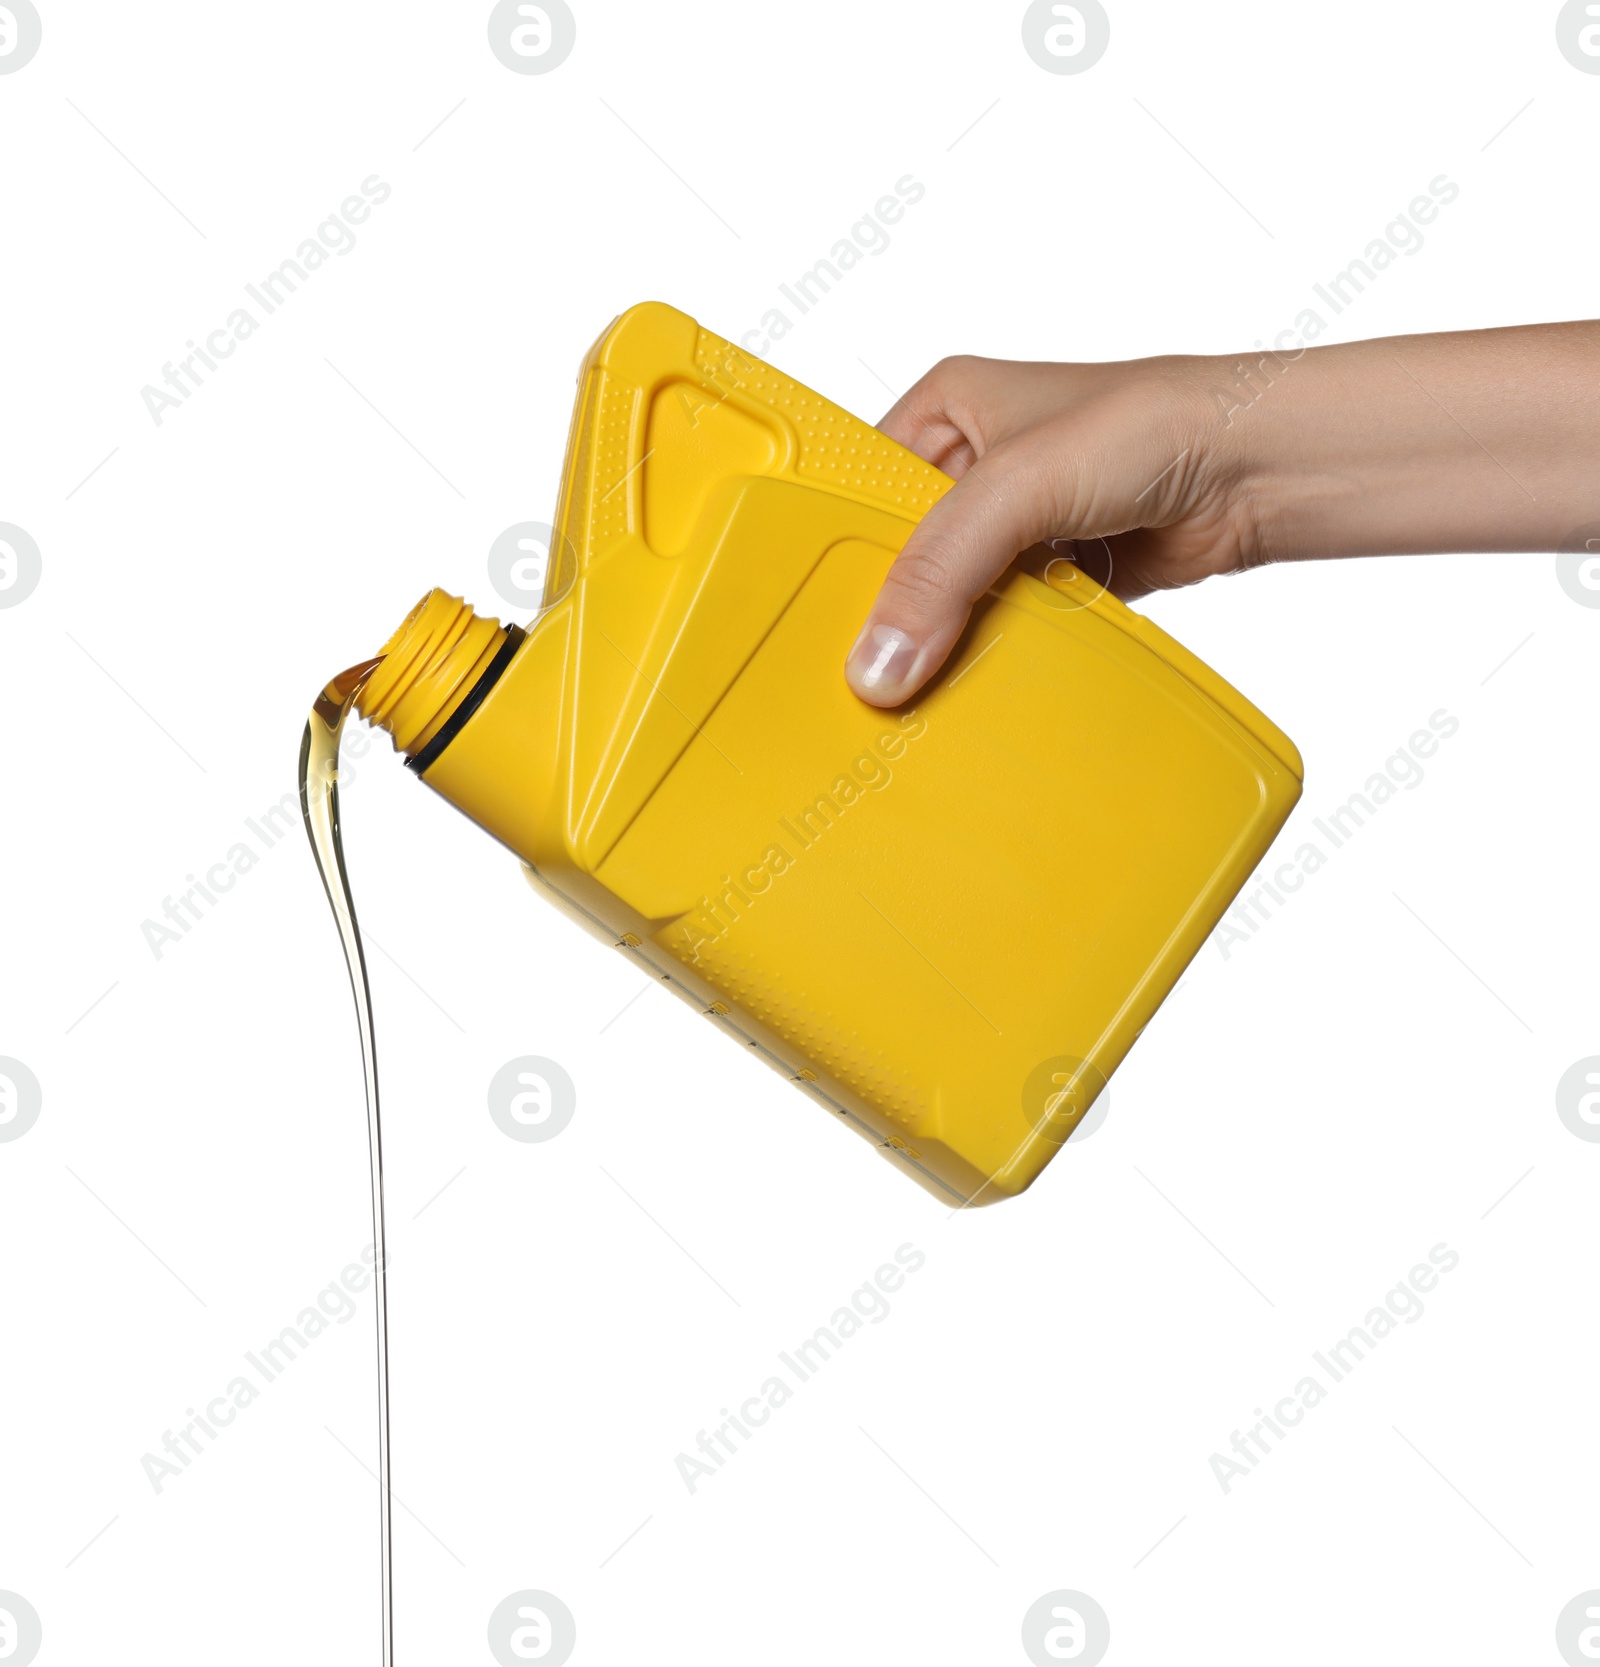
(843, 352), (1256, 705)
(845, 323), (1600, 706)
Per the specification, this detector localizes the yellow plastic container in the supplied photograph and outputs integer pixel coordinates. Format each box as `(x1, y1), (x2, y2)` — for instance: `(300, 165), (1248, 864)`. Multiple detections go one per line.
(358, 302), (1302, 1205)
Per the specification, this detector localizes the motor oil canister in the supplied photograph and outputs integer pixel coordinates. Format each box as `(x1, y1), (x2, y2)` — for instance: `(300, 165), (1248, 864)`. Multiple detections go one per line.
(355, 302), (1303, 1205)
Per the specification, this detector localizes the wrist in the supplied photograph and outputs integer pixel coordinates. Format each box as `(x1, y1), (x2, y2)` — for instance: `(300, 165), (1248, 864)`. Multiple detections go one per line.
(1188, 342), (1370, 568)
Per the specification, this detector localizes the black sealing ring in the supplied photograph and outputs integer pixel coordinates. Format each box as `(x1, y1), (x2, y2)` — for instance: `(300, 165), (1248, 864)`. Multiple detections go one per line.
(406, 624), (526, 776)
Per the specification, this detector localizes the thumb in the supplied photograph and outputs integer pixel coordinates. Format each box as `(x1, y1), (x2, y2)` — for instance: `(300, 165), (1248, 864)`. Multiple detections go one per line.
(844, 448), (1055, 706)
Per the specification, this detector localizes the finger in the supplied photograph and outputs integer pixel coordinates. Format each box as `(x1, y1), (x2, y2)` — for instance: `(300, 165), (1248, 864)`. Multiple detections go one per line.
(845, 442), (1055, 706)
(1097, 522), (1237, 604)
(879, 355), (1113, 480)
(895, 419), (979, 478)
(876, 359), (963, 452)
(875, 356), (994, 475)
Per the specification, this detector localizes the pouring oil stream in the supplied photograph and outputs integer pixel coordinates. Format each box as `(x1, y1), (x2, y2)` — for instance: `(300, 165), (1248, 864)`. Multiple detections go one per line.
(298, 658), (392, 1667)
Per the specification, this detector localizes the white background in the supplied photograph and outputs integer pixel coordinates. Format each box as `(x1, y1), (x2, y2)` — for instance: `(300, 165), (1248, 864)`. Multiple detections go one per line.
(2, 3), (1597, 1663)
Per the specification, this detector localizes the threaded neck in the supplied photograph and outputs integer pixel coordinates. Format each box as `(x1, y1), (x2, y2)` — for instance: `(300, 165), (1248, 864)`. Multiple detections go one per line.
(357, 590), (508, 757)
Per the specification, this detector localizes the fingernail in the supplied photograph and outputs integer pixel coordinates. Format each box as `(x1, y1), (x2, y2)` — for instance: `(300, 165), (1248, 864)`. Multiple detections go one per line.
(846, 623), (920, 699)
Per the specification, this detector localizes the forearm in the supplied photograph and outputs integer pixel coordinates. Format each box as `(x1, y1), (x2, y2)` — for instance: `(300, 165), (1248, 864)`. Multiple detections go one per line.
(1220, 321), (1600, 563)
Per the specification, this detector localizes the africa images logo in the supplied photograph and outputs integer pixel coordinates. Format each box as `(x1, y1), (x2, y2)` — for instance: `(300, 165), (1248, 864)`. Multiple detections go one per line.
(487, 0), (576, 74)
(0, 524), (41, 609)
(1021, 1), (1111, 75)
(1557, 523), (1600, 608)
(0, 2), (42, 74)
(0, 1591), (42, 1667)
(1556, 0), (1600, 72)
